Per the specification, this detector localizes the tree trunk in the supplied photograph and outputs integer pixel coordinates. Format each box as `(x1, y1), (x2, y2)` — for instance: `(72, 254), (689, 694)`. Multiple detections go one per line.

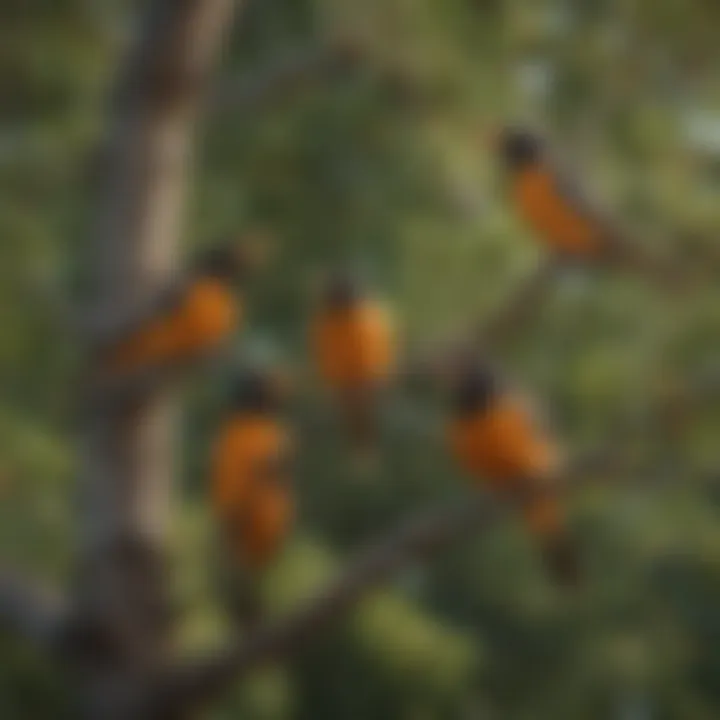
(74, 2), (239, 717)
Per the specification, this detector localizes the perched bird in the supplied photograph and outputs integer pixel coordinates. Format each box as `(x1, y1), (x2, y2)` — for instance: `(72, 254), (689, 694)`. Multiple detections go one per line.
(103, 235), (269, 376)
(210, 366), (294, 625)
(447, 361), (579, 586)
(310, 270), (395, 465)
(211, 367), (294, 575)
(497, 126), (675, 281)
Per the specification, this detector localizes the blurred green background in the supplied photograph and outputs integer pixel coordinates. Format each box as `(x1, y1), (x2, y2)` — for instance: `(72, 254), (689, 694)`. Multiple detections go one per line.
(1, 0), (720, 717)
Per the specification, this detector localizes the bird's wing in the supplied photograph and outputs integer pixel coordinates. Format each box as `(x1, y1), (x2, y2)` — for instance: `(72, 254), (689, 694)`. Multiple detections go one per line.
(552, 166), (604, 224)
(551, 164), (628, 251)
(254, 446), (295, 488)
(554, 165), (671, 280)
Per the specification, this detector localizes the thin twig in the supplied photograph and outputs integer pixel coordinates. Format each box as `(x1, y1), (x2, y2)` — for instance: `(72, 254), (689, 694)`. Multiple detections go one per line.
(475, 258), (560, 350)
(403, 258), (559, 382)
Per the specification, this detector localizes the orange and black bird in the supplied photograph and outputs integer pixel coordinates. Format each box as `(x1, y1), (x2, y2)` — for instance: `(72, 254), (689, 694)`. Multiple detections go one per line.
(310, 270), (395, 464)
(103, 236), (268, 377)
(211, 367), (294, 579)
(447, 361), (579, 586)
(497, 126), (674, 281)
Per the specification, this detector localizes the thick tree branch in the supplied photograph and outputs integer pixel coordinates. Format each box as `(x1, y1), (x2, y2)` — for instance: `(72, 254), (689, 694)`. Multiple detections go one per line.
(152, 493), (495, 712)
(74, 1), (241, 716)
(153, 366), (720, 712)
(155, 456), (615, 712)
(0, 568), (65, 650)
(81, 0), (239, 556)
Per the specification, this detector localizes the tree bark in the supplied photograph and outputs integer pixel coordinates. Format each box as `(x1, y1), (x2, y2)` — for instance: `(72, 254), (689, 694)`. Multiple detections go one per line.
(154, 494), (496, 714)
(74, 1), (240, 717)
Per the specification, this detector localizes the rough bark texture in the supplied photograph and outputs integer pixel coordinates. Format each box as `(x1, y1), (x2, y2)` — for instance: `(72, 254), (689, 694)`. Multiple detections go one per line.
(75, 1), (239, 717)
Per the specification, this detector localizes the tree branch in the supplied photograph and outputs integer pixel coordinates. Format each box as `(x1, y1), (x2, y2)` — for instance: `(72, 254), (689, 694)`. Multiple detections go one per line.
(81, 0), (239, 556)
(73, 0), (241, 715)
(154, 363), (720, 712)
(404, 258), (560, 382)
(0, 568), (65, 650)
(156, 454), (612, 712)
(474, 258), (560, 350)
(152, 493), (495, 712)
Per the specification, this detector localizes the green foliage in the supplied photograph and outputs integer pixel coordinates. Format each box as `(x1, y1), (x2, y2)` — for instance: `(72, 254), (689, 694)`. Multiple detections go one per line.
(2, 0), (720, 718)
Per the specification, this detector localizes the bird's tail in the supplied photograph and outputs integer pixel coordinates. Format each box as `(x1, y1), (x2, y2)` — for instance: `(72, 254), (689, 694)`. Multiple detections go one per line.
(216, 522), (265, 630)
(524, 491), (581, 588)
(538, 530), (582, 588)
(342, 385), (382, 475)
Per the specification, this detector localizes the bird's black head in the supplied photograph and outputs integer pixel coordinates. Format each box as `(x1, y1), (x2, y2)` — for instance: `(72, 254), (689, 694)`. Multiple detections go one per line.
(498, 127), (543, 171)
(324, 269), (364, 310)
(451, 362), (500, 417)
(196, 232), (271, 285)
(195, 244), (247, 285)
(229, 367), (287, 415)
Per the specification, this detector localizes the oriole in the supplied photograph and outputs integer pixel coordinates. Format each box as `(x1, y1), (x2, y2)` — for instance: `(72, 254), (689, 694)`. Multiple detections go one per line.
(310, 271), (395, 460)
(211, 368), (294, 572)
(447, 362), (579, 586)
(105, 239), (266, 375)
(498, 127), (673, 280)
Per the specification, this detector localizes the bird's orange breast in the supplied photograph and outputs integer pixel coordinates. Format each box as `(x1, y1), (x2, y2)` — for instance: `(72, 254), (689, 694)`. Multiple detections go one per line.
(513, 167), (602, 257)
(211, 416), (291, 518)
(312, 302), (394, 388)
(448, 397), (558, 491)
(239, 484), (294, 569)
(175, 278), (241, 355)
